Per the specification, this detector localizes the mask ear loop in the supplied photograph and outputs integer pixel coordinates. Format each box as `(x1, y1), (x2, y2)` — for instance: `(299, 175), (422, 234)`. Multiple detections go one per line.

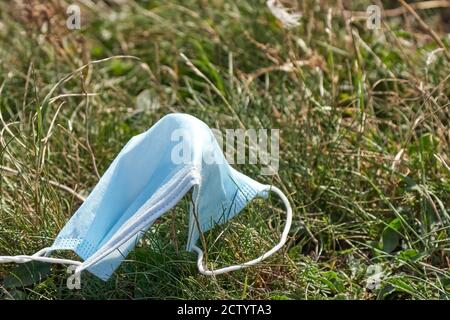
(192, 185), (292, 276)
(0, 247), (82, 266)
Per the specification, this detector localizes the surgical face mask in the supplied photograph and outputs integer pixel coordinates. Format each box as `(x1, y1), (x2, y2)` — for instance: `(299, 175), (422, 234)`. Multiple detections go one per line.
(0, 113), (292, 280)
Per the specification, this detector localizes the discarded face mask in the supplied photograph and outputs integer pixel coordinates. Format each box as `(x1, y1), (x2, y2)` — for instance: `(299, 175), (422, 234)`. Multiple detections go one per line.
(0, 113), (292, 280)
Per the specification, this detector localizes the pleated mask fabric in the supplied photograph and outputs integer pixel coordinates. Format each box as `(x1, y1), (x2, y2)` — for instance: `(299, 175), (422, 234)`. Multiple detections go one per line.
(0, 113), (292, 280)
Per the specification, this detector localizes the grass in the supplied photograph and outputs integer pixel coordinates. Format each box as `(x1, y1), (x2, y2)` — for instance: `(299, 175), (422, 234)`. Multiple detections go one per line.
(0, 0), (449, 300)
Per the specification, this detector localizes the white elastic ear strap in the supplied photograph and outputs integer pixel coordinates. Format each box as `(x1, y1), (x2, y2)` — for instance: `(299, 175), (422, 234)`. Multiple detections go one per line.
(192, 185), (293, 276)
(0, 185), (292, 277)
(0, 247), (81, 266)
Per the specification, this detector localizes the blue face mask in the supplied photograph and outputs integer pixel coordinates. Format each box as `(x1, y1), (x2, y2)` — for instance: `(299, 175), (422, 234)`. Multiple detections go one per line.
(0, 113), (292, 280)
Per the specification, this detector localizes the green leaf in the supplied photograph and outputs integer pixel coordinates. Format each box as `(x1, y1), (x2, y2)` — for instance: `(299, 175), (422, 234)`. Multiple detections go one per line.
(381, 218), (401, 253)
(402, 175), (420, 192)
(109, 59), (133, 76)
(377, 284), (396, 300)
(8, 289), (27, 300)
(192, 40), (225, 94)
(397, 249), (420, 262)
(3, 262), (51, 289)
(270, 294), (292, 300)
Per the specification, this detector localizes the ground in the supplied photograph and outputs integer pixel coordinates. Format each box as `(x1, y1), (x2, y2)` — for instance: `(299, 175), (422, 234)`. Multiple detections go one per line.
(0, 0), (449, 300)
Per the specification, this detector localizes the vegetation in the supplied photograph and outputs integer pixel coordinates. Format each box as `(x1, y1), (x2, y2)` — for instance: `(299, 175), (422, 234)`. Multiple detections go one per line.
(0, 0), (449, 299)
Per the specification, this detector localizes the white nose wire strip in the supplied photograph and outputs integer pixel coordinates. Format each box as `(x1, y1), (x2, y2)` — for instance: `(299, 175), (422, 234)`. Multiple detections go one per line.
(192, 185), (292, 276)
(0, 247), (82, 266)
